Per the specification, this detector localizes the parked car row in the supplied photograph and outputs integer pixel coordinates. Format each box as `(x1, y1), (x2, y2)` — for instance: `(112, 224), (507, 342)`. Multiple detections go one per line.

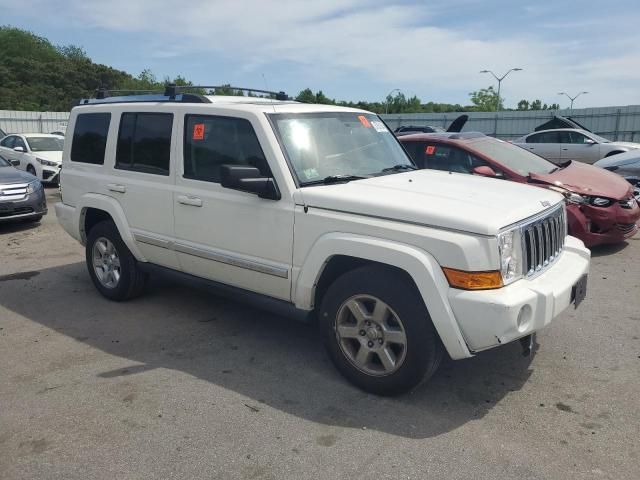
(398, 132), (640, 247)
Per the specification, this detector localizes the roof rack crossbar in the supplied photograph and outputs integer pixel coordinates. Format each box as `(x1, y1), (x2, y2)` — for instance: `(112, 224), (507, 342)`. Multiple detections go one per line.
(95, 87), (164, 99)
(164, 84), (288, 101)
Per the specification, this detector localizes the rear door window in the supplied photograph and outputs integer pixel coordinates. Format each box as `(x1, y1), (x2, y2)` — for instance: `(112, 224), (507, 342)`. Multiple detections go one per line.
(528, 131), (560, 144)
(116, 113), (173, 175)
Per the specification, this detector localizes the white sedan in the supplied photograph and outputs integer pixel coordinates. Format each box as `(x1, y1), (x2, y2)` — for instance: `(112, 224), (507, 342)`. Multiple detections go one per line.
(513, 128), (640, 165)
(0, 133), (63, 183)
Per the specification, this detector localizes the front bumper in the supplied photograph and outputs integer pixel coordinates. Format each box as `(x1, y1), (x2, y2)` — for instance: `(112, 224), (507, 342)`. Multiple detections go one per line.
(41, 166), (61, 184)
(448, 236), (590, 353)
(0, 188), (47, 222)
(567, 201), (640, 247)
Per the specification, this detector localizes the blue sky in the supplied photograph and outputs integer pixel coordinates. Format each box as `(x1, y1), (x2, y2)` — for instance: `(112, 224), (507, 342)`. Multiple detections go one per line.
(2, 0), (640, 108)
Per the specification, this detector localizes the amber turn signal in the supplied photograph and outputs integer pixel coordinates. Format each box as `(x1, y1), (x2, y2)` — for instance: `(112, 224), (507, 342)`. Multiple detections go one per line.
(442, 268), (503, 290)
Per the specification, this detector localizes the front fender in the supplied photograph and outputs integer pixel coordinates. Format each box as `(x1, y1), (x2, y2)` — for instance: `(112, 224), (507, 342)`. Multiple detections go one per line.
(294, 232), (472, 359)
(77, 193), (146, 262)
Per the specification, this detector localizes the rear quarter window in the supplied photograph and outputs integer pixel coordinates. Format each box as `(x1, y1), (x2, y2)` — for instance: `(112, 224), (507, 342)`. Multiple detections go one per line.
(71, 113), (111, 164)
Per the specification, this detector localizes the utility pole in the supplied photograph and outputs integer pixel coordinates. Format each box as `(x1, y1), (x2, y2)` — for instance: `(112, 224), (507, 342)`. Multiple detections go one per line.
(558, 91), (588, 110)
(480, 68), (523, 111)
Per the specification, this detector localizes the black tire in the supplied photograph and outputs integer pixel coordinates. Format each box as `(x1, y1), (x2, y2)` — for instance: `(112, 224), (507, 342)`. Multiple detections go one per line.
(85, 220), (148, 301)
(319, 265), (443, 396)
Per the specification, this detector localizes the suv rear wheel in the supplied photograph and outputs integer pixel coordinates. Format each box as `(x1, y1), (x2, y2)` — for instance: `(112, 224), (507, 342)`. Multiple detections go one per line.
(319, 265), (443, 395)
(86, 220), (148, 301)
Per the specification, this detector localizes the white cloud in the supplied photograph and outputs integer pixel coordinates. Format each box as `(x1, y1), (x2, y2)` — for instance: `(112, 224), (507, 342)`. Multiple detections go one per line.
(3, 0), (640, 106)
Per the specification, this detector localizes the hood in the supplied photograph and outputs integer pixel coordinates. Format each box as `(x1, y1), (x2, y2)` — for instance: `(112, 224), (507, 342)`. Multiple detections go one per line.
(530, 161), (632, 199)
(0, 166), (38, 184)
(297, 170), (563, 236)
(611, 142), (640, 150)
(594, 150), (640, 168)
(34, 151), (62, 164)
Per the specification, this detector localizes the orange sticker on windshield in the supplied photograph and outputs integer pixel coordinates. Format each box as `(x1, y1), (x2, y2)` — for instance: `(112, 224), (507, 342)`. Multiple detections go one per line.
(193, 123), (205, 141)
(425, 145), (436, 155)
(358, 115), (372, 128)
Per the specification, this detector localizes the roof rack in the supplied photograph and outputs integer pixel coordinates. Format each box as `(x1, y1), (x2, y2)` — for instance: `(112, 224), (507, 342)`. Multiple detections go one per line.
(164, 84), (289, 101)
(73, 84), (290, 107)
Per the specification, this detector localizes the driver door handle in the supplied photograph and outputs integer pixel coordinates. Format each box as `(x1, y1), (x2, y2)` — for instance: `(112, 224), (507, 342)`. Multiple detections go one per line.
(107, 183), (126, 193)
(177, 195), (203, 207)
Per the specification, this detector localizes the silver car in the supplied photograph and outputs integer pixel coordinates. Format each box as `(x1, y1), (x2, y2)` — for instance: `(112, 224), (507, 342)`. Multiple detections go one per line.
(0, 154), (47, 223)
(595, 150), (640, 197)
(513, 128), (640, 165)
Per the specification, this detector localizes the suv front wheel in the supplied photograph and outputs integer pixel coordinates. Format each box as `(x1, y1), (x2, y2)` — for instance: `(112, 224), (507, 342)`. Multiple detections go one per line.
(319, 265), (443, 396)
(86, 220), (148, 301)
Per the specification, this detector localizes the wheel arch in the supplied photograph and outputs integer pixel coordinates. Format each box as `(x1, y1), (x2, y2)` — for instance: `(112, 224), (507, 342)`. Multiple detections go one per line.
(294, 233), (471, 359)
(605, 150), (626, 157)
(77, 193), (146, 261)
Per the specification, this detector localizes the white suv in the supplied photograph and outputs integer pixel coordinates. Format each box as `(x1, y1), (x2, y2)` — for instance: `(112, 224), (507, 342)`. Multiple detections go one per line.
(56, 87), (590, 395)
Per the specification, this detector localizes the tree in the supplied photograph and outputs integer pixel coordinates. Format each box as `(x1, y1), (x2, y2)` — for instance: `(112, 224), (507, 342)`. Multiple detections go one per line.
(530, 99), (543, 110)
(517, 100), (530, 111)
(469, 86), (502, 111)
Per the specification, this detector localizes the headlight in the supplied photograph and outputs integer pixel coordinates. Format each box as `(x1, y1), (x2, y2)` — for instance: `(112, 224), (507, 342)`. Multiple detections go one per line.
(548, 185), (585, 204)
(36, 157), (58, 167)
(588, 196), (613, 207)
(26, 180), (42, 194)
(497, 228), (523, 285)
(566, 192), (586, 204)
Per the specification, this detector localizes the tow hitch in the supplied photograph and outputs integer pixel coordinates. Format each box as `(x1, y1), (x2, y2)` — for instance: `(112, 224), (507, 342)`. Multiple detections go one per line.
(520, 334), (534, 357)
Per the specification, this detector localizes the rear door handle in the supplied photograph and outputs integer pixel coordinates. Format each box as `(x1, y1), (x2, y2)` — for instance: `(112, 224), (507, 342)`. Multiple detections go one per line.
(107, 183), (126, 193)
(177, 195), (203, 207)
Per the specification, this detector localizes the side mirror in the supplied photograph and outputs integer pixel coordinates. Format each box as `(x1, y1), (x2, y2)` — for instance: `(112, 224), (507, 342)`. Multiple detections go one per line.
(11, 160), (20, 166)
(584, 138), (596, 145)
(220, 165), (281, 200)
(473, 165), (498, 177)
(13, 146), (25, 153)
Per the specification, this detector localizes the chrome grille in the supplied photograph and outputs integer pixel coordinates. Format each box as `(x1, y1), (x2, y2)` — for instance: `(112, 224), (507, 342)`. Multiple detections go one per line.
(0, 183), (28, 202)
(522, 205), (566, 277)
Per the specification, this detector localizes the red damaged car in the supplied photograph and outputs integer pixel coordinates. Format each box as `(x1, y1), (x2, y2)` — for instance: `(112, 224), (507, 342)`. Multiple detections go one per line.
(399, 132), (640, 247)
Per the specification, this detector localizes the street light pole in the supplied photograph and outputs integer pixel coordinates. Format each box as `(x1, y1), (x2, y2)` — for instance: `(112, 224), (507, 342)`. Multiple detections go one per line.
(385, 88), (401, 114)
(479, 68), (523, 111)
(558, 91), (588, 110)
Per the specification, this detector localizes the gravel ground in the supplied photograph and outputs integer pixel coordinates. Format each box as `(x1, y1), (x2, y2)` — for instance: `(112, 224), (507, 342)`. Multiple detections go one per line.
(1, 188), (639, 480)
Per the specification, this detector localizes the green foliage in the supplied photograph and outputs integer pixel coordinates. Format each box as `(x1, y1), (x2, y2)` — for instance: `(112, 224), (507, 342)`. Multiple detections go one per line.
(468, 86), (502, 111)
(517, 99), (560, 111)
(0, 26), (192, 111)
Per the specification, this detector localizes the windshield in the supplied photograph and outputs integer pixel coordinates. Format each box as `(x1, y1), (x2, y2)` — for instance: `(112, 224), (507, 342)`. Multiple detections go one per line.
(586, 132), (610, 143)
(26, 136), (63, 152)
(269, 112), (413, 185)
(471, 138), (557, 175)
(0, 155), (10, 167)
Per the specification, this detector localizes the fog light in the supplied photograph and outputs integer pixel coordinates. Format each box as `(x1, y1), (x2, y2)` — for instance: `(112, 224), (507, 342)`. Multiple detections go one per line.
(517, 305), (532, 332)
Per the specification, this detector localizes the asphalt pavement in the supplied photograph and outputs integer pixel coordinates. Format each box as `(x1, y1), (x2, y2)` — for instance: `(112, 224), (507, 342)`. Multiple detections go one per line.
(1, 188), (639, 480)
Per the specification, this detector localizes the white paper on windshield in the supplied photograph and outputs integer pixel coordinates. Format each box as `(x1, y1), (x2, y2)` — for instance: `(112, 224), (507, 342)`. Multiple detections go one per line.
(370, 121), (389, 133)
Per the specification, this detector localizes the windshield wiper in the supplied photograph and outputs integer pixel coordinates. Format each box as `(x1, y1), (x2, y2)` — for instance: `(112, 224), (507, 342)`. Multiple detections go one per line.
(380, 164), (418, 173)
(303, 174), (368, 186)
